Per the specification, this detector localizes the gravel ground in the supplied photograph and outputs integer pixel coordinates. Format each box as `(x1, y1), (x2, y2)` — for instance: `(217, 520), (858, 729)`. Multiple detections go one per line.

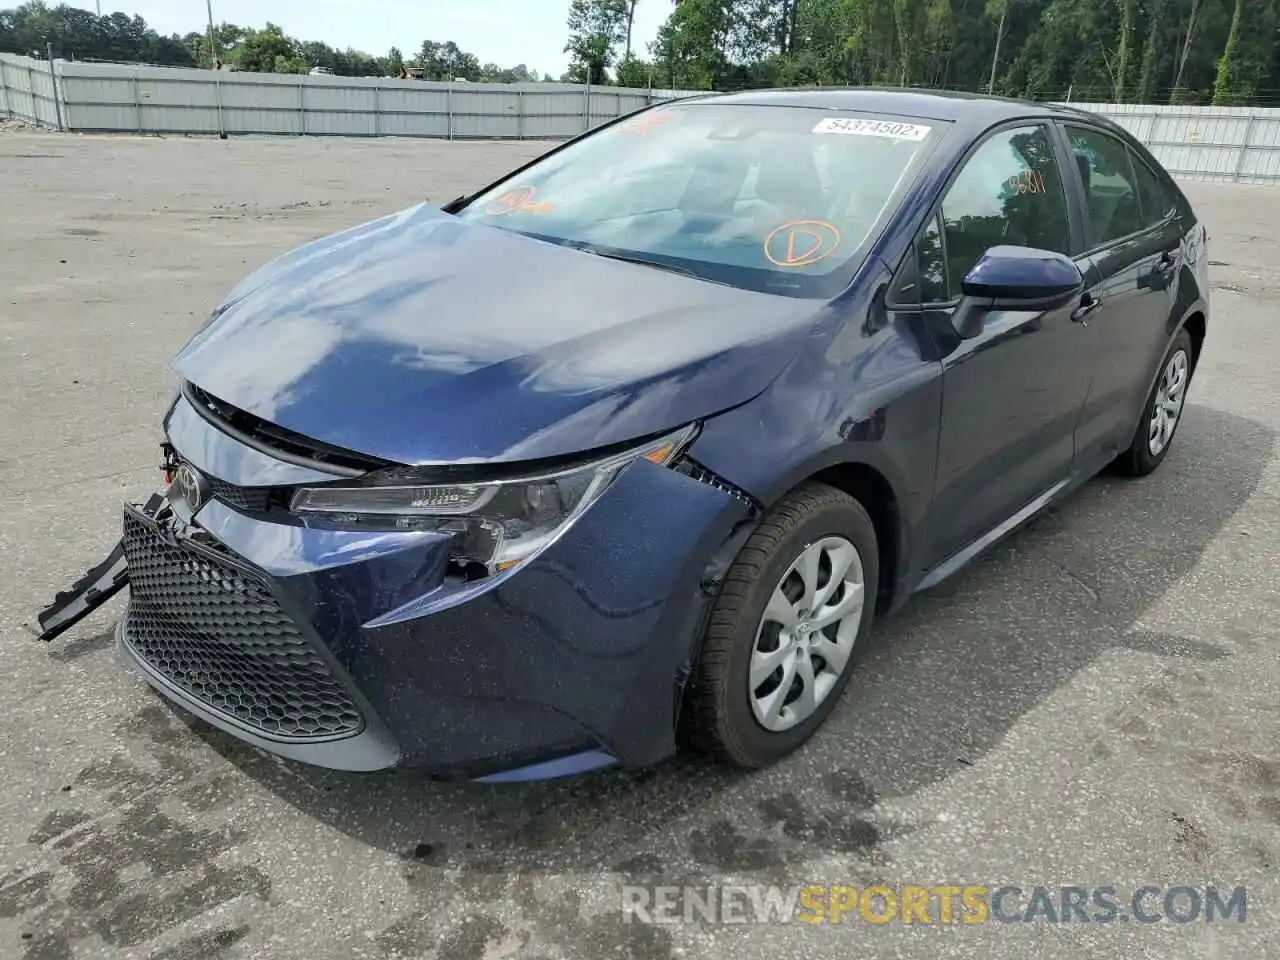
(1, 129), (1278, 960)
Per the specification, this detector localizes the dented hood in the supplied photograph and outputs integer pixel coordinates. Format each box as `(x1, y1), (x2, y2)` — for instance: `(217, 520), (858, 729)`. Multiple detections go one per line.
(172, 203), (818, 466)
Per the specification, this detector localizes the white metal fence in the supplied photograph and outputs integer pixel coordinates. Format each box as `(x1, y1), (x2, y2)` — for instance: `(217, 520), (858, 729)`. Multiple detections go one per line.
(0, 52), (696, 139)
(1069, 102), (1280, 184)
(0, 52), (63, 128)
(2, 52), (1278, 183)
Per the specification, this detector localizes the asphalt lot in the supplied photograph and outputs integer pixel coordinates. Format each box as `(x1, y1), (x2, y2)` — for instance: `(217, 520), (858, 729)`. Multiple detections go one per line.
(1, 127), (1278, 960)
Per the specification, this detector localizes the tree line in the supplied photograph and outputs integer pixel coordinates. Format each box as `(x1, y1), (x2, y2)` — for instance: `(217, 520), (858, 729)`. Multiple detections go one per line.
(4, 0), (1277, 104)
(0, 2), (546, 82)
(569, 0), (1277, 104)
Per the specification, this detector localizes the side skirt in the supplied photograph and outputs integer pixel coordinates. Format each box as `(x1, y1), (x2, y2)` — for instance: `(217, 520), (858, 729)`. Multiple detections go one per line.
(912, 453), (1110, 595)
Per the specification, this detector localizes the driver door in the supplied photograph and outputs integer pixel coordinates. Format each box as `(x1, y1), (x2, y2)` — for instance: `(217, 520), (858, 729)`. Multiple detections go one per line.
(924, 122), (1095, 566)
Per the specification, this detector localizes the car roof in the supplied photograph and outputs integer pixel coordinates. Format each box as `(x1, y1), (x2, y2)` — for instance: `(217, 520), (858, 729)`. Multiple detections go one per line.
(673, 87), (1127, 137)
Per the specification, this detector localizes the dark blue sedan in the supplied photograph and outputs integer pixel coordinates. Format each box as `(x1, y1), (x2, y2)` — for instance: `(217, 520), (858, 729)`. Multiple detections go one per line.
(37, 88), (1209, 781)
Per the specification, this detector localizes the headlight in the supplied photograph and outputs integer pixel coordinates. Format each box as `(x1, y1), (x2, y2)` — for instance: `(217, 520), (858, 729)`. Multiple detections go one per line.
(289, 425), (698, 576)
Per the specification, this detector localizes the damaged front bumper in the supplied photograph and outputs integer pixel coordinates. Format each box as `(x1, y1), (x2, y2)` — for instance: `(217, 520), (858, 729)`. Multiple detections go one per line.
(29, 439), (753, 780)
(29, 492), (163, 643)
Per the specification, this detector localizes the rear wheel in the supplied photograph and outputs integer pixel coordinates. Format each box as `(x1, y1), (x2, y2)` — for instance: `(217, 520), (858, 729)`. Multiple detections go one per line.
(685, 482), (879, 768)
(1112, 328), (1193, 477)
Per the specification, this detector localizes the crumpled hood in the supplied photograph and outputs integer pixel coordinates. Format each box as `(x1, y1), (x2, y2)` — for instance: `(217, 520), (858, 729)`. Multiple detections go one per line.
(172, 203), (820, 466)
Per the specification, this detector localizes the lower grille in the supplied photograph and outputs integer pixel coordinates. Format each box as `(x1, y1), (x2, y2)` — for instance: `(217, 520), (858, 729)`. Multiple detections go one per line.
(120, 508), (364, 741)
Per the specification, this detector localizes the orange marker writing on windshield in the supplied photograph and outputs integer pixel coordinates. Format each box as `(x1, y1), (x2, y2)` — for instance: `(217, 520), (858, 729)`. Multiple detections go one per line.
(764, 220), (842, 268)
(485, 186), (554, 216)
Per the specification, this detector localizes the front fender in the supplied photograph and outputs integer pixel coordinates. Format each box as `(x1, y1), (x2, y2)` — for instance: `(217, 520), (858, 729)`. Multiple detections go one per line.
(687, 343), (943, 607)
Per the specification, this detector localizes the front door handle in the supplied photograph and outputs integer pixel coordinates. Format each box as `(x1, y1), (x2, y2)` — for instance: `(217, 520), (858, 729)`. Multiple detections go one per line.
(1072, 293), (1102, 324)
(1155, 252), (1177, 275)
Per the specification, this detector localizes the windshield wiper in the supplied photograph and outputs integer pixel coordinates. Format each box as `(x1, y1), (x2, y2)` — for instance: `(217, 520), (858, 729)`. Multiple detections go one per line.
(439, 193), (471, 213)
(585, 248), (728, 285)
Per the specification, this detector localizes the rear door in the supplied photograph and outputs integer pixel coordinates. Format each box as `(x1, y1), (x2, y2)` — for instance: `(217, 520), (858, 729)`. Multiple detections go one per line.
(1058, 123), (1184, 464)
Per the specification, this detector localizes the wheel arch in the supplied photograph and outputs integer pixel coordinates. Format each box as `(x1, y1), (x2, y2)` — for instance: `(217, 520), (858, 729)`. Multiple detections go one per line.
(1182, 309), (1206, 371)
(754, 452), (908, 615)
(809, 462), (901, 614)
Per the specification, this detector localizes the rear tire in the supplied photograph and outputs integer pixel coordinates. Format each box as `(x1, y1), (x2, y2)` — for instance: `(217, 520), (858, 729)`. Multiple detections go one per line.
(1111, 328), (1193, 478)
(685, 482), (879, 769)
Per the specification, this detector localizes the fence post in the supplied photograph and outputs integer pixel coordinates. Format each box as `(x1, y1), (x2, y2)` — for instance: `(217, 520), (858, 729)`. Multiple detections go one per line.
(298, 76), (306, 135)
(132, 68), (143, 133)
(27, 57), (37, 126)
(373, 80), (381, 137)
(447, 81), (453, 140)
(213, 68), (225, 137)
(517, 88), (523, 139)
(1232, 114), (1257, 183)
(0, 58), (10, 119)
(46, 44), (64, 131)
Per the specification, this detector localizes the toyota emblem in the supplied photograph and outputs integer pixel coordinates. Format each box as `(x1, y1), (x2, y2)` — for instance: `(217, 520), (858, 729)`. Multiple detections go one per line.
(173, 462), (207, 512)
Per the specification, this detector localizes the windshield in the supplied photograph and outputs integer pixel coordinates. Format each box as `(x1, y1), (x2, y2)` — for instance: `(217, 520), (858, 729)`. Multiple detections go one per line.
(453, 103), (945, 298)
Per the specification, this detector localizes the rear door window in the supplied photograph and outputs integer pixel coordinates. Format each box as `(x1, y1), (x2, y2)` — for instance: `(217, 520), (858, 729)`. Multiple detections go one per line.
(1065, 126), (1145, 248)
(1129, 152), (1177, 229)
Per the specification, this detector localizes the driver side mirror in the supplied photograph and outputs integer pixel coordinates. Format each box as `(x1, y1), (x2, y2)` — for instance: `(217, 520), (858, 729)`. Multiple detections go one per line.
(952, 245), (1084, 339)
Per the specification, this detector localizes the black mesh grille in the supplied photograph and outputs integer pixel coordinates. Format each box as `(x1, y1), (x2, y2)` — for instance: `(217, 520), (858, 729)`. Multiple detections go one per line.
(208, 478), (271, 513)
(120, 508), (364, 741)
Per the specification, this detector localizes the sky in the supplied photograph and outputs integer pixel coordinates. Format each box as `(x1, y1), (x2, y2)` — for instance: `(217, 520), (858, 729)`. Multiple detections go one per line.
(108, 0), (676, 78)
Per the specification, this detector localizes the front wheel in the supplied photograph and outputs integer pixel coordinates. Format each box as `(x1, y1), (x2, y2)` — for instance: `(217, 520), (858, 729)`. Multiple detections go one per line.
(684, 482), (879, 769)
(1111, 327), (1194, 477)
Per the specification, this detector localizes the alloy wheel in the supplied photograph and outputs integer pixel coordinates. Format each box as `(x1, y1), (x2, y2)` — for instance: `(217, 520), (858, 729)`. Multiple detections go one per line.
(1148, 348), (1189, 457)
(749, 535), (865, 733)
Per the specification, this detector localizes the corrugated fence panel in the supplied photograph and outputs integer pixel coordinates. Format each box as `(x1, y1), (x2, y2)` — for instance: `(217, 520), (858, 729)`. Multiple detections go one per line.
(224, 106), (300, 136)
(0, 53), (61, 127)
(1253, 118), (1280, 148)
(523, 112), (591, 139)
(1059, 101), (1280, 183)
(1, 53), (1277, 180)
(1242, 145), (1280, 180)
(220, 75), (298, 110)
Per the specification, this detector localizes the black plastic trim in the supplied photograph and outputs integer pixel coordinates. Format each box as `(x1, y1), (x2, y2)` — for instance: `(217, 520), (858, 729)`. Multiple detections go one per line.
(182, 380), (387, 478)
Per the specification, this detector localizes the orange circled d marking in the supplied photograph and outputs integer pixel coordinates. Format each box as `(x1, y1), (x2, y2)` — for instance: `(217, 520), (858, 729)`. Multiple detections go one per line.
(763, 220), (842, 268)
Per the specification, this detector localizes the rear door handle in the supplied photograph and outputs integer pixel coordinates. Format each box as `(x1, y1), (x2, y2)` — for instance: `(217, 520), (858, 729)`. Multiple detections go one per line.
(1072, 293), (1102, 324)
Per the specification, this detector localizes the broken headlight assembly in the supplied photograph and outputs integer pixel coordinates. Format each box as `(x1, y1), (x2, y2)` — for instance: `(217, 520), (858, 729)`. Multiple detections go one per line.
(289, 425), (698, 577)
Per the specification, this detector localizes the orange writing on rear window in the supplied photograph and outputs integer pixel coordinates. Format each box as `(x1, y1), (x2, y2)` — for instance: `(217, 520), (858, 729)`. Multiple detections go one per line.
(1005, 169), (1048, 196)
(763, 220), (842, 268)
(484, 186), (554, 216)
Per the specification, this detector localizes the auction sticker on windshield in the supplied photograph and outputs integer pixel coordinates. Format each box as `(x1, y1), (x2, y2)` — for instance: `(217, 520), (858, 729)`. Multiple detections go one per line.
(812, 117), (932, 141)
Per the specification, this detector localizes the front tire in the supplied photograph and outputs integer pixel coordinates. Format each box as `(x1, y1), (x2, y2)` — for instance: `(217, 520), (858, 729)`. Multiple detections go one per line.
(1112, 327), (1194, 477)
(685, 482), (879, 769)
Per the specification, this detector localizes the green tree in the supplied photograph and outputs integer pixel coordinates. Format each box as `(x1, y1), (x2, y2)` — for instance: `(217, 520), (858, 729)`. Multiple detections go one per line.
(0, 1), (195, 65)
(415, 39), (481, 79)
(623, 0), (640, 57)
(1211, 0), (1244, 103)
(565, 0), (629, 82)
(231, 22), (296, 72)
(650, 0), (735, 89)
(635, 0), (1280, 104)
(384, 45), (404, 76)
(614, 53), (651, 86)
